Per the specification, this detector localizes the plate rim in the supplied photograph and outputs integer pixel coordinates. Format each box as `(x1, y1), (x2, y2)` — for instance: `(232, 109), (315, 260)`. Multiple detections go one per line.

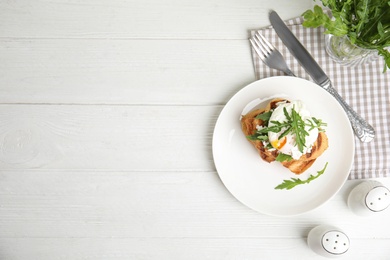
(212, 76), (355, 217)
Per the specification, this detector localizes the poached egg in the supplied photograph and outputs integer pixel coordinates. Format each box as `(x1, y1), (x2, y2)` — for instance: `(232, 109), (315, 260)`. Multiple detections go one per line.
(268, 100), (318, 160)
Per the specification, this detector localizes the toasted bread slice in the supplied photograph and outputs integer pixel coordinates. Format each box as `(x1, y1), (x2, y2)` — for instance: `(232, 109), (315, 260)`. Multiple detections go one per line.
(281, 158), (316, 174)
(241, 98), (328, 174)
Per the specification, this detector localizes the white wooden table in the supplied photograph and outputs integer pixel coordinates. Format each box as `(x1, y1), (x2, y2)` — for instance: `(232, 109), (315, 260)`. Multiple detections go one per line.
(1, 1), (389, 259)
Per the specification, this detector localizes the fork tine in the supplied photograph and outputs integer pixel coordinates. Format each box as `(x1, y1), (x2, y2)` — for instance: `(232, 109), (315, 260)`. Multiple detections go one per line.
(249, 38), (267, 61)
(249, 32), (295, 77)
(254, 33), (272, 55)
(250, 35), (271, 62)
(256, 33), (275, 52)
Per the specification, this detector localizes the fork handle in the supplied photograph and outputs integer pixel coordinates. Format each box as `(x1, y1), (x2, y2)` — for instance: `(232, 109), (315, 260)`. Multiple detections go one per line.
(322, 80), (375, 143)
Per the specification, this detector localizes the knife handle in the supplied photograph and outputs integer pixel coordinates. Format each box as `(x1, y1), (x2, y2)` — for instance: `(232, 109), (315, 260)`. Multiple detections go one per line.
(322, 81), (375, 143)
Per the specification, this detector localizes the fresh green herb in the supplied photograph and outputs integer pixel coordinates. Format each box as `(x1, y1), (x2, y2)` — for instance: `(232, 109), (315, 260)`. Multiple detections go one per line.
(302, 1), (390, 71)
(246, 134), (258, 141)
(257, 135), (268, 141)
(246, 134), (268, 141)
(308, 117), (327, 132)
(302, 5), (348, 36)
(255, 107), (318, 153)
(250, 107), (326, 153)
(275, 153), (293, 162)
(274, 162), (328, 190)
(291, 107), (308, 153)
(255, 111), (272, 121)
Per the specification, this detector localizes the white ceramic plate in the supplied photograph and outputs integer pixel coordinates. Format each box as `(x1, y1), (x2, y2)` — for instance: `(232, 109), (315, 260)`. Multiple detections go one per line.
(212, 76), (355, 216)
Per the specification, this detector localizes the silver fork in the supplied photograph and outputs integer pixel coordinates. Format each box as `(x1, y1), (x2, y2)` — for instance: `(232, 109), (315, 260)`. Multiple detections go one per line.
(250, 32), (295, 76)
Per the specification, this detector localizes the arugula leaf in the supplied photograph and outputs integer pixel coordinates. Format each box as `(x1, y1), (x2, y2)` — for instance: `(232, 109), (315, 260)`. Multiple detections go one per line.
(246, 134), (268, 141)
(378, 48), (390, 72)
(246, 134), (258, 141)
(275, 153), (293, 162)
(302, 5), (348, 36)
(302, 1), (390, 70)
(255, 111), (272, 121)
(290, 107), (308, 153)
(274, 162), (328, 190)
(307, 117), (327, 131)
(256, 121), (291, 134)
(251, 107), (326, 153)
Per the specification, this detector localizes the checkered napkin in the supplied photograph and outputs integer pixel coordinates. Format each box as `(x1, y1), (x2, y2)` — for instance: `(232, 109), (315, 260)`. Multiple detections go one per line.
(250, 16), (390, 180)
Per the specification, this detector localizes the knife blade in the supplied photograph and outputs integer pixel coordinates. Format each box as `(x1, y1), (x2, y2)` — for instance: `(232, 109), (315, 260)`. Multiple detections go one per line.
(269, 11), (328, 86)
(269, 10), (375, 143)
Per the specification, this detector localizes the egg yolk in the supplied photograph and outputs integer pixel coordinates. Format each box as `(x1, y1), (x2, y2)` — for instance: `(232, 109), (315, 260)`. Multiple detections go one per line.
(271, 136), (287, 150)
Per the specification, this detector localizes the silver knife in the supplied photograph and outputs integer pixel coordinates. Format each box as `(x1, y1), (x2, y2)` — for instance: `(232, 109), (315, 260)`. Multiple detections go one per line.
(269, 10), (375, 143)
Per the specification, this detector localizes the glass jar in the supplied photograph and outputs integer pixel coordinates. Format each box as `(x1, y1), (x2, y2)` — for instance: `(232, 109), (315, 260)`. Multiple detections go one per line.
(324, 34), (379, 67)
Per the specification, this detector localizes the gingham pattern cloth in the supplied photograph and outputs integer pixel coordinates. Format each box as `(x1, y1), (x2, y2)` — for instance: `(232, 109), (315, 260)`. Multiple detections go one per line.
(250, 16), (389, 180)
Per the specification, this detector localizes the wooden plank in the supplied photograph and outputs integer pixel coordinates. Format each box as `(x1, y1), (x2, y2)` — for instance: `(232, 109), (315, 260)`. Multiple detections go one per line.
(0, 39), (254, 104)
(1, 170), (390, 239)
(0, 237), (388, 259)
(0, 105), (218, 170)
(0, 0), (314, 39)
